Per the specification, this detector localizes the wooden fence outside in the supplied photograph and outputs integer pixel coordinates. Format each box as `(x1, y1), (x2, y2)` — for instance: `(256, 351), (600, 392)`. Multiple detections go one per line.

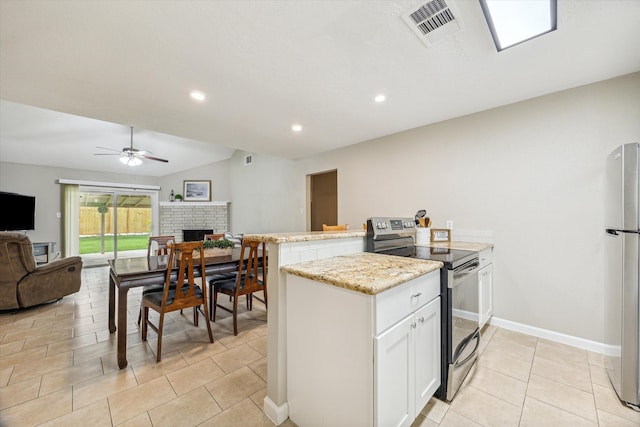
(80, 207), (151, 236)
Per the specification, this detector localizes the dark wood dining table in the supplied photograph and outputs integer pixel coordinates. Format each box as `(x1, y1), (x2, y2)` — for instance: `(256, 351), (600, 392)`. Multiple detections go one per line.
(108, 248), (252, 369)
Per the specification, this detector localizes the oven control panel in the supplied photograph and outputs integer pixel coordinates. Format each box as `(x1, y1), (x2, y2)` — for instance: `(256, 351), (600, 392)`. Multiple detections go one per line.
(367, 217), (416, 236)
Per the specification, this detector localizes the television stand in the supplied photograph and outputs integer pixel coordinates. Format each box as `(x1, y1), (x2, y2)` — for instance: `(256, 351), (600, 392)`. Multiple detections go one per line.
(33, 242), (55, 265)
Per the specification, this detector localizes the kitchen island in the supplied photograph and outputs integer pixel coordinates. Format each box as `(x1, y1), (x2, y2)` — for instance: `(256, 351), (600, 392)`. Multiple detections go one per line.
(282, 253), (442, 427)
(242, 230), (366, 424)
(243, 230), (492, 425)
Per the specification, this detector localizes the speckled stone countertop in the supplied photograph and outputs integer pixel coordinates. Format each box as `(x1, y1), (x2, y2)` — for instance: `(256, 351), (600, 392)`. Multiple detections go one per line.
(419, 241), (493, 252)
(281, 252), (442, 295)
(243, 230), (365, 244)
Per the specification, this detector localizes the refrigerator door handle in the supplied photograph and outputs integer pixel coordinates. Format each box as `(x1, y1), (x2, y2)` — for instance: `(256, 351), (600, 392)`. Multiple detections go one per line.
(606, 229), (640, 235)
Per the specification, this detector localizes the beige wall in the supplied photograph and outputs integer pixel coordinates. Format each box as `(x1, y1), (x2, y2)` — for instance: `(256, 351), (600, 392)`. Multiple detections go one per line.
(227, 150), (305, 234)
(228, 72), (640, 343)
(2, 72), (638, 344)
(0, 162), (160, 244)
(157, 158), (231, 203)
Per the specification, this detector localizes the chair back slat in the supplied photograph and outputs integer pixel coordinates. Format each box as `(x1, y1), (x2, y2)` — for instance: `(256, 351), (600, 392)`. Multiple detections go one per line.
(148, 235), (175, 257)
(164, 241), (206, 309)
(235, 240), (266, 295)
(204, 233), (225, 241)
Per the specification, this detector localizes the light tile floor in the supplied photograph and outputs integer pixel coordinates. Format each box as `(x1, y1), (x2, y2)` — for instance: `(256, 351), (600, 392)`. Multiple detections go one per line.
(414, 325), (640, 427)
(1, 266), (639, 426)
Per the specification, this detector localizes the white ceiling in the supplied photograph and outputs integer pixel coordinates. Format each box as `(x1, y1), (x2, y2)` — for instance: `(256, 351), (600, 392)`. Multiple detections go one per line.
(1, 0), (639, 177)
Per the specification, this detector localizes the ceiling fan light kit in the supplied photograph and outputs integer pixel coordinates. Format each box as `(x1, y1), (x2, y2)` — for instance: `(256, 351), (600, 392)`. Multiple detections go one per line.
(95, 126), (169, 166)
(120, 155), (143, 166)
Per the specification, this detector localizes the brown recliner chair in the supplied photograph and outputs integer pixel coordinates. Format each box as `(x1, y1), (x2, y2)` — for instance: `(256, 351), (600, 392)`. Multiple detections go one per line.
(0, 232), (82, 310)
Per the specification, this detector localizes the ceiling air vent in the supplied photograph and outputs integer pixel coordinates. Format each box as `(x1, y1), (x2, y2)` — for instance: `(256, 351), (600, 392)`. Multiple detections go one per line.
(402, 0), (462, 46)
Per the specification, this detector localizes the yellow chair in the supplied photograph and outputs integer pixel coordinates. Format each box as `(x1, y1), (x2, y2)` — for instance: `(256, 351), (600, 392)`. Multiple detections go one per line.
(141, 241), (214, 362)
(322, 224), (349, 231)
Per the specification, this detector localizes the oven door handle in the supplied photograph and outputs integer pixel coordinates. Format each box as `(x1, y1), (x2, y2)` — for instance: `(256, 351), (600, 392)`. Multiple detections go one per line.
(453, 328), (480, 368)
(451, 260), (480, 287)
(454, 260), (480, 275)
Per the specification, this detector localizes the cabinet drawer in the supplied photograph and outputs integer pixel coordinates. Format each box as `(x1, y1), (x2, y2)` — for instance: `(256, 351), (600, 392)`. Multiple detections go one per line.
(479, 248), (493, 269)
(374, 270), (440, 335)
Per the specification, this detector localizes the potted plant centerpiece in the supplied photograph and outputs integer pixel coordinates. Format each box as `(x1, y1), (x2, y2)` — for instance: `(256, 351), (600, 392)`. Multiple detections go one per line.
(200, 238), (234, 257)
(174, 194), (183, 202)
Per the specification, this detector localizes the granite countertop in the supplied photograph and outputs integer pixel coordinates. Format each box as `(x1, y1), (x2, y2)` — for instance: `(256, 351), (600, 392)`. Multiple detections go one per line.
(243, 230), (365, 244)
(281, 252), (442, 295)
(419, 241), (494, 252)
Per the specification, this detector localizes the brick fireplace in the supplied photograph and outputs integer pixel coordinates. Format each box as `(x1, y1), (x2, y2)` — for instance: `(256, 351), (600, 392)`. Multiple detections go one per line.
(159, 201), (229, 243)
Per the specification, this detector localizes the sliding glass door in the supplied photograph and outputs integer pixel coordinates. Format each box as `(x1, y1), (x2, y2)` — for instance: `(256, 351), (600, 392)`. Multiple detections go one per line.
(79, 187), (158, 267)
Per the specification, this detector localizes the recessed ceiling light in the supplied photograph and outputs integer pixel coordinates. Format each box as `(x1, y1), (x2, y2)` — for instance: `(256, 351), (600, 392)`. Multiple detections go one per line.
(291, 124), (303, 132)
(189, 90), (206, 101)
(480, 0), (557, 51)
(375, 94), (386, 103)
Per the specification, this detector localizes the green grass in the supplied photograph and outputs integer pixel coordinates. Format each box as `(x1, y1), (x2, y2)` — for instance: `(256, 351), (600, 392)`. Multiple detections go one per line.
(79, 234), (150, 254)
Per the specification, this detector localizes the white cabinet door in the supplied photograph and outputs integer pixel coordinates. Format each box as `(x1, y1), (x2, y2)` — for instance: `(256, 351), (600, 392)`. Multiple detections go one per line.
(375, 314), (414, 427)
(414, 297), (441, 412)
(479, 264), (493, 327)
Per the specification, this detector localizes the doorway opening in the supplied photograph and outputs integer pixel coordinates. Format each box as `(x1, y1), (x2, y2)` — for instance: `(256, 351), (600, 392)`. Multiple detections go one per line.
(78, 187), (158, 267)
(307, 170), (338, 231)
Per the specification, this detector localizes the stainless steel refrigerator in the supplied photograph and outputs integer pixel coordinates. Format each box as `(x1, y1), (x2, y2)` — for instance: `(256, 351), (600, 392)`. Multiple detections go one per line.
(605, 142), (640, 408)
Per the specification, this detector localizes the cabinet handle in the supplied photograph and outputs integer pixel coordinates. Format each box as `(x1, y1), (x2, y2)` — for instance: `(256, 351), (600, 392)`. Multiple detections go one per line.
(411, 322), (417, 329)
(411, 292), (422, 299)
(418, 316), (425, 323)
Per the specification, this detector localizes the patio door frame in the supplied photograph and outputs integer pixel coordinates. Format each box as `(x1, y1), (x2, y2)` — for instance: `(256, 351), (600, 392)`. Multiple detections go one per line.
(79, 185), (159, 258)
(59, 179), (161, 258)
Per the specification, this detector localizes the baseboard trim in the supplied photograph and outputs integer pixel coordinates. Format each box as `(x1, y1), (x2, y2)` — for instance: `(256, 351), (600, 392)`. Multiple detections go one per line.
(263, 396), (289, 426)
(489, 316), (618, 355)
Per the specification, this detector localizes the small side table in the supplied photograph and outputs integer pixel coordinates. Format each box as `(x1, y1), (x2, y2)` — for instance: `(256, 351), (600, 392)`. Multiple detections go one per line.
(33, 242), (56, 265)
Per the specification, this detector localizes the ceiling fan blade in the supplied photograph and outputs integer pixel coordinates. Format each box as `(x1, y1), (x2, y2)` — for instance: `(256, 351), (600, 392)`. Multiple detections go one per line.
(141, 154), (169, 163)
(95, 146), (121, 153)
(94, 153), (121, 156)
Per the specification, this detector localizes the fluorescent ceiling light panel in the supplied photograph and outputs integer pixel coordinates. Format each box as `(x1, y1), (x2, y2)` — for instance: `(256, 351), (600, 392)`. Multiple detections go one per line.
(480, 0), (557, 51)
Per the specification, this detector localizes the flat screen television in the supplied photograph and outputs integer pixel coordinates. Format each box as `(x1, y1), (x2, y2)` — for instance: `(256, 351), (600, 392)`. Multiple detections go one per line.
(0, 192), (36, 231)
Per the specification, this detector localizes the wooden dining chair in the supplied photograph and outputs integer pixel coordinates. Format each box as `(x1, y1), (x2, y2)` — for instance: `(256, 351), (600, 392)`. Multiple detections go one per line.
(209, 240), (267, 335)
(138, 236), (177, 325)
(141, 241), (214, 362)
(204, 233), (225, 241)
(147, 235), (175, 257)
(322, 224), (349, 231)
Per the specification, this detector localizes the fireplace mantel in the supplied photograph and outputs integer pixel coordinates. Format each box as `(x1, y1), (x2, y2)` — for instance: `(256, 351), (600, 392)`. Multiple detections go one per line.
(159, 201), (230, 242)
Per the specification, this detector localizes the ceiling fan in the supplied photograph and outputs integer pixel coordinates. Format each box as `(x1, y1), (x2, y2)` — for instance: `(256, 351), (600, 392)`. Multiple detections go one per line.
(95, 127), (169, 166)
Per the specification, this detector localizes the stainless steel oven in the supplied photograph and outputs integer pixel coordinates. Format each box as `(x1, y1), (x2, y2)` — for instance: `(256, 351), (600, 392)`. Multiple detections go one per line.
(366, 217), (481, 402)
(443, 256), (480, 401)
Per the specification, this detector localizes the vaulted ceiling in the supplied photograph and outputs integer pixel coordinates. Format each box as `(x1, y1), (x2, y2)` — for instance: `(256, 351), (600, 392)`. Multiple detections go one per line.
(1, 0), (639, 176)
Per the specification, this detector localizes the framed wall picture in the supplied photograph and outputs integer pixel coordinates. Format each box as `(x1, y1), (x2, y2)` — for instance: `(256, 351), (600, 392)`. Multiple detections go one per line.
(183, 180), (211, 202)
(430, 228), (451, 242)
